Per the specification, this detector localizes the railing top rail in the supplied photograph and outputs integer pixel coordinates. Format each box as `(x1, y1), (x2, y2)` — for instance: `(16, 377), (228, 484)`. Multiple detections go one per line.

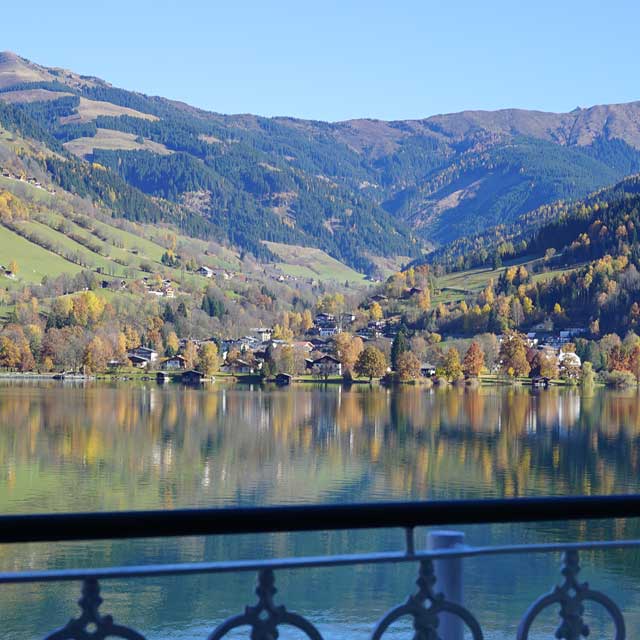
(1, 494), (640, 544)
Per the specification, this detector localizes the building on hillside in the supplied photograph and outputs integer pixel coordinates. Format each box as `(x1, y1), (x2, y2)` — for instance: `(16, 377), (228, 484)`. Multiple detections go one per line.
(129, 347), (158, 363)
(318, 325), (339, 338)
(308, 354), (342, 377)
(252, 327), (272, 342)
(315, 312), (335, 325)
(292, 341), (314, 353)
(197, 266), (214, 278)
(162, 355), (187, 370)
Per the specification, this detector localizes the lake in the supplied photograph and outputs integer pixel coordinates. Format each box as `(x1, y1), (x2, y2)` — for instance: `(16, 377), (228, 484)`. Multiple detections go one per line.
(1, 381), (639, 639)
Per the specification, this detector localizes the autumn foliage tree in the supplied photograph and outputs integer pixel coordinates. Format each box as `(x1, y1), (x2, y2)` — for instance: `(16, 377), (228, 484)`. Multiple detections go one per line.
(333, 333), (364, 373)
(443, 347), (463, 381)
(499, 331), (531, 377)
(462, 341), (485, 377)
(396, 351), (421, 381)
(198, 342), (219, 376)
(83, 336), (110, 374)
(355, 346), (387, 381)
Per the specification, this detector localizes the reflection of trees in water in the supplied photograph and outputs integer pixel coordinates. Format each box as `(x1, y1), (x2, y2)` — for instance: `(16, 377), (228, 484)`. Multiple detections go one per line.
(0, 384), (640, 512)
(1, 383), (640, 636)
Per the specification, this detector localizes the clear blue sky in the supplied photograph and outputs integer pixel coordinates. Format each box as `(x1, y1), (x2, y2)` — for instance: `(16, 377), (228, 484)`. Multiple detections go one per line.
(4, 0), (639, 122)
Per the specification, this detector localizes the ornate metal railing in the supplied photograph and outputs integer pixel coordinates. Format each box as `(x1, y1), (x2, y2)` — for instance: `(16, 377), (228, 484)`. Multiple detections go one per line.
(1, 495), (639, 639)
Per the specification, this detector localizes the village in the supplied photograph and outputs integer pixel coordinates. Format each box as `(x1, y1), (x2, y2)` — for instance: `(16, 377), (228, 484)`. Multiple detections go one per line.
(113, 291), (589, 388)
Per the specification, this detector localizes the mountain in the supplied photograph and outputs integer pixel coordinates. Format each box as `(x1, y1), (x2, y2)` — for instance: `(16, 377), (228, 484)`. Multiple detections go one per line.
(3, 51), (640, 271)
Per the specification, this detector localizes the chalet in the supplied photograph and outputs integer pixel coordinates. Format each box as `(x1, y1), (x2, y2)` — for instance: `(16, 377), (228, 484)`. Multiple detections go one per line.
(162, 355), (187, 370)
(370, 294), (388, 303)
(197, 266), (214, 278)
(129, 347), (158, 363)
(318, 325), (339, 338)
(532, 376), (551, 388)
(223, 359), (256, 374)
(308, 354), (342, 377)
(156, 371), (170, 384)
(182, 370), (205, 384)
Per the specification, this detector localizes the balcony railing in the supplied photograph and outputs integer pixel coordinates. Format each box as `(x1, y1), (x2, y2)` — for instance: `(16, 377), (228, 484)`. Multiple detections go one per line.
(1, 495), (639, 639)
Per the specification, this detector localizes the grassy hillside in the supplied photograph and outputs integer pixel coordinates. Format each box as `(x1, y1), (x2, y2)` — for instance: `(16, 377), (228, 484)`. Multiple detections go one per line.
(434, 257), (583, 305)
(64, 128), (171, 158)
(0, 224), (82, 282)
(263, 241), (367, 284)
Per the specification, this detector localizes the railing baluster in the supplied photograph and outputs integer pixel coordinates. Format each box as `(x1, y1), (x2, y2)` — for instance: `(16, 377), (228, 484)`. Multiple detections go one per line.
(43, 578), (146, 640)
(371, 558), (483, 639)
(208, 569), (323, 639)
(517, 549), (626, 640)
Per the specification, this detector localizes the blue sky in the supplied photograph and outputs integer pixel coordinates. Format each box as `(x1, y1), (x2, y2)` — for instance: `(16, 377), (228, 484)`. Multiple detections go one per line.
(4, 0), (639, 121)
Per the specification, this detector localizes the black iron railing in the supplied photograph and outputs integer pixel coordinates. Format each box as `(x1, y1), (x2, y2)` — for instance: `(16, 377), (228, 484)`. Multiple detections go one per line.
(1, 495), (638, 639)
(1, 494), (639, 543)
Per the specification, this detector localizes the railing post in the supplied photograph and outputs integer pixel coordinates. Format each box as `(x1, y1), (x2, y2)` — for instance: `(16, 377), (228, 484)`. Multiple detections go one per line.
(428, 530), (465, 640)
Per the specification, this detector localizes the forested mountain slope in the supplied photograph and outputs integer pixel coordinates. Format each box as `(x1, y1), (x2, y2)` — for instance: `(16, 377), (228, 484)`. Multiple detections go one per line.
(420, 174), (640, 337)
(3, 51), (640, 270)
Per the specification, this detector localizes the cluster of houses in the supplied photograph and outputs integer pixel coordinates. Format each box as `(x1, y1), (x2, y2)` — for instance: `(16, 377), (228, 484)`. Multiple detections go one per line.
(313, 312), (357, 338)
(142, 277), (175, 298)
(1, 168), (56, 195)
(525, 327), (587, 350)
(122, 319), (346, 380)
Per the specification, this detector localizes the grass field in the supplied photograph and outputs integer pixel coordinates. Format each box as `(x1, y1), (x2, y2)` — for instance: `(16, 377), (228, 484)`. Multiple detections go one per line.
(264, 241), (367, 285)
(19, 219), (128, 276)
(0, 225), (82, 283)
(434, 257), (583, 304)
(64, 128), (171, 158)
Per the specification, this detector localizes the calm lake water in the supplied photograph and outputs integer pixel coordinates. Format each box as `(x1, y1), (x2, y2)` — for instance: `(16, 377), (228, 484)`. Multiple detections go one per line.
(1, 382), (640, 639)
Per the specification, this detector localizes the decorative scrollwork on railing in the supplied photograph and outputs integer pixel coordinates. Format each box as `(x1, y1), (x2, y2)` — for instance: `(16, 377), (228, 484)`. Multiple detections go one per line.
(43, 578), (146, 640)
(516, 549), (626, 640)
(208, 568), (324, 640)
(371, 559), (483, 640)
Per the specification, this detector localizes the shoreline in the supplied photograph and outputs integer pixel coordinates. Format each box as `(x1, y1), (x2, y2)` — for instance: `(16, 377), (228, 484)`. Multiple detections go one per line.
(0, 371), (608, 388)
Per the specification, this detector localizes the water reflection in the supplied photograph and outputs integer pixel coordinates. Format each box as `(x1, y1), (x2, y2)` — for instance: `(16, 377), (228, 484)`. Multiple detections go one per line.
(1, 382), (640, 639)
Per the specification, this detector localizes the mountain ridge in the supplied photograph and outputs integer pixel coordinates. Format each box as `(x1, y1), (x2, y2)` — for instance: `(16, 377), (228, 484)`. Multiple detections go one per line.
(3, 50), (640, 269)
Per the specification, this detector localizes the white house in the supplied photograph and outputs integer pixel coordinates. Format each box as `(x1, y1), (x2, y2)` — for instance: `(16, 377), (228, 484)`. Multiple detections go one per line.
(308, 355), (342, 377)
(128, 347), (158, 363)
(197, 266), (214, 278)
